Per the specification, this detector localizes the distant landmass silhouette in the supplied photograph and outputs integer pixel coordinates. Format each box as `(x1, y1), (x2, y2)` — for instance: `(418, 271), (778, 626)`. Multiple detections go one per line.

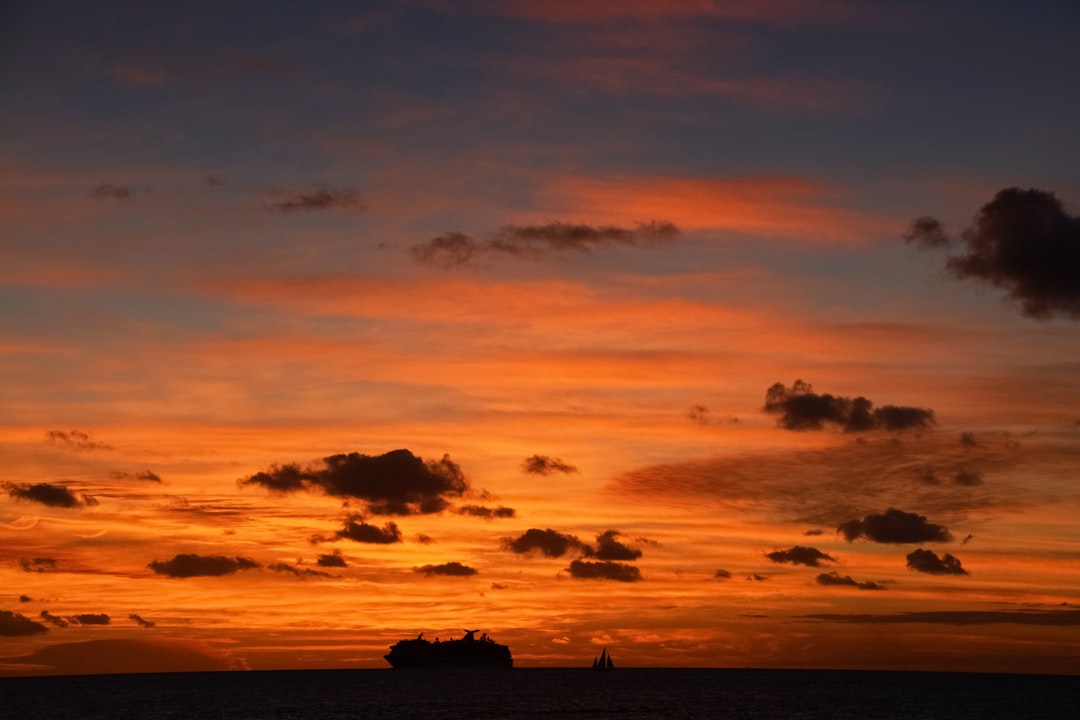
(384, 629), (513, 669)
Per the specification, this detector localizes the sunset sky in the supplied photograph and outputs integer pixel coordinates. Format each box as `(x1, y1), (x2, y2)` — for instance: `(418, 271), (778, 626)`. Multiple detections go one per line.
(2, 0), (1080, 676)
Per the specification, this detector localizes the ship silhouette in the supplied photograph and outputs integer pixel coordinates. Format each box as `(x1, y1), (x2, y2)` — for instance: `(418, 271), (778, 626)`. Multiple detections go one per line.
(384, 629), (513, 669)
(591, 647), (614, 671)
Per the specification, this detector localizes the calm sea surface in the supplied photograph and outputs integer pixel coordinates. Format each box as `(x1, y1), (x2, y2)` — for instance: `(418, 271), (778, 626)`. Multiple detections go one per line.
(2, 668), (1077, 720)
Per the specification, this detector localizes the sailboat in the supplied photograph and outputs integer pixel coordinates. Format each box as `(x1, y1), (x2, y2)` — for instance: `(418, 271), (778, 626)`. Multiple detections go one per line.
(591, 647), (615, 671)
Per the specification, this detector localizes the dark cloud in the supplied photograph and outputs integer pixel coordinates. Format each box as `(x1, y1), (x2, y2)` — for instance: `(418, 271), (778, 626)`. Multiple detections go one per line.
(69, 613), (110, 625)
(765, 545), (836, 567)
(88, 183), (134, 201)
(521, 455), (578, 475)
(412, 220), (680, 267)
(816, 572), (886, 590)
(960, 431), (978, 448)
(111, 470), (162, 483)
(764, 380), (934, 433)
(241, 449), (469, 515)
(803, 529), (824, 536)
(953, 468), (983, 486)
(39, 611), (69, 628)
(19, 595), (32, 603)
(686, 404), (711, 425)
(316, 550), (347, 568)
(0, 610), (48, 636)
(5, 482), (94, 508)
(456, 505), (516, 519)
(264, 185), (362, 214)
(20, 557), (58, 573)
(46, 429), (112, 451)
(714, 569), (732, 580)
(566, 559), (642, 582)
(413, 561), (478, 577)
(414, 533), (434, 544)
(267, 562), (334, 579)
(838, 508), (952, 544)
(962, 534), (974, 545)
(333, 519), (402, 544)
(502, 528), (585, 557)
(804, 610), (1080, 626)
(584, 530), (642, 561)
(903, 216), (950, 248)
(747, 573), (770, 581)
(910, 188), (1080, 319)
(129, 613), (155, 628)
(906, 548), (968, 575)
(147, 554), (261, 578)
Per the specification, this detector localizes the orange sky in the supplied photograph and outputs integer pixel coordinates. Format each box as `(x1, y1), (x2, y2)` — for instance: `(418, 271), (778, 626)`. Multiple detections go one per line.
(2, 0), (1079, 676)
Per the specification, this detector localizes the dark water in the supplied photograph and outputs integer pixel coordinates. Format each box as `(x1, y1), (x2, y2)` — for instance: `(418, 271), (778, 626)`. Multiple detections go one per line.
(2, 668), (1077, 720)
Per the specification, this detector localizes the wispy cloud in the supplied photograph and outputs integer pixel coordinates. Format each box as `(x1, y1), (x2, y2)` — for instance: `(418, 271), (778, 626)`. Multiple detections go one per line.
(412, 220), (679, 267)
(264, 185), (362, 214)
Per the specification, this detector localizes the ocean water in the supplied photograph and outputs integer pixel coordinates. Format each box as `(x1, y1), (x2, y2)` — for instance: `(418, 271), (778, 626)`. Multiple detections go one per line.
(2, 668), (1077, 720)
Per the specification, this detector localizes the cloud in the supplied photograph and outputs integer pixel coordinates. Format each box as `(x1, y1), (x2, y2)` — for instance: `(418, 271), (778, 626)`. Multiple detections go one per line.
(906, 548), (968, 575)
(584, 530), (642, 561)
(521, 455), (578, 475)
(147, 554), (261, 578)
(765, 545), (836, 567)
(413, 561), (478, 577)
(803, 610), (1080, 626)
(903, 216), (950, 248)
(411, 220), (680, 267)
(502, 528), (585, 557)
(838, 508), (952, 544)
(112, 64), (167, 87)
(5, 481), (96, 509)
(566, 559), (642, 582)
(333, 518), (402, 544)
(0, 610), (48, 636)
(68, 613), (110, 626)
(747, 573), (770, 581)
(266, 563), (334, 579)
(816, 572), (886, 590)
(456, 505), (516, 519)
(19, 557), (59, 573)
(110, 470), (162, 483)
(764, 380), (935, 432)
(909, 188), (1080, 319)
(685, 404), (711, 425)
(316, 550), (347, 568)
(953, 468), (983, 486)
(714, 569), (732, 580)
(129, 614), (155, 628)
(88, 183), (134, 201)
(414, 533), (434, 544)
(18, 595), (31, 603)
(45, 430), (112, 452)
(0, 638), (239, 674)
(241, 449), (469, 515)
(39, 611), (69, 628)
(264, 185), (362, 214)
